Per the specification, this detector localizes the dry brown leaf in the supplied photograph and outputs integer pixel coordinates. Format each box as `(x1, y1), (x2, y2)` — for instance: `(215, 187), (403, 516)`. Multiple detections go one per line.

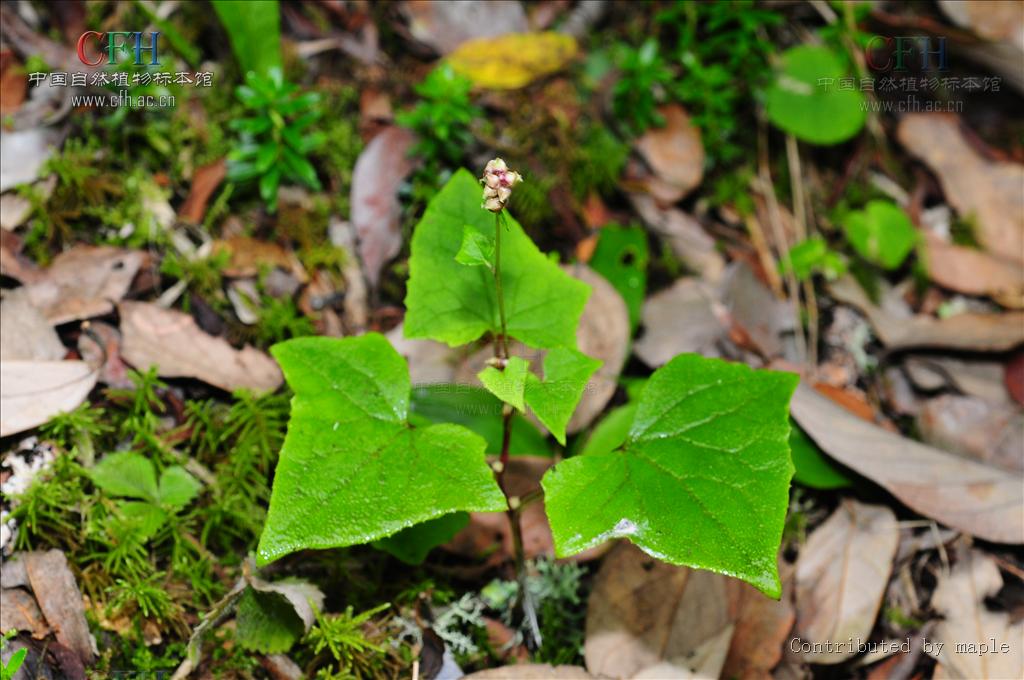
(721, 261), (795, 360)
(0, 360), (97, 437)
(213, 235), (303, 280)
(922, 235), (1024, 308)
(22, 550), (96, 665)
(77, 320), (132, 389)
(0, 587), (48, 638)
(402, 0), (528, 54)
(790, 384), (1024, 544)
(898, 114), (1024, 265)
(0, 289), (65, 361)
(118, 301), (282, 393)
(634, 278), (725, 368)
(350, 126), (416, 286)
(0, 50), (27, 115)
(904, 355), (1012, 406)
(178, 158), (227, 224)
(0, 128), (57, 192)
(633, 104), (704, 204)
(829, 276), (1024, 352)
(20, 245), (146, 324)
(586, 543), (793, 680)
(462, 665), (594, 679)
(563, 264), (629, 434)
(917, 395), (1023, 473)
(793, 500), (898, 664)
(928, 549), (1024, 679)
(630, 194), (725, 282)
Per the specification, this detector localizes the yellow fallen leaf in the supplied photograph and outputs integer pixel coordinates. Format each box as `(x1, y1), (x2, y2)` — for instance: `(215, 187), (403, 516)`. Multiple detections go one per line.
(447, 32), (577, 90)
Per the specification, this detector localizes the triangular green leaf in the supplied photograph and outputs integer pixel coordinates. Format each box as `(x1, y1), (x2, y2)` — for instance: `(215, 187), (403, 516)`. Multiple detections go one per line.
(91, 452), (159, 504)
(157, 466), (202, 510)
(541, 354), (797, 597)
(235, 587), (304, 654)
(258, 334), (506, 565)
(404, 169), (590, 349)
(455, 225), (495, 269)
(372, 512), (470, 565)
(477, 356), (530, 412)
(524, 349), (602, 446)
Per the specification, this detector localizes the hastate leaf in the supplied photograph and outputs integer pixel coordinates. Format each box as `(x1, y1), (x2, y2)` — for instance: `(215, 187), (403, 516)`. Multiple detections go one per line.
(541, 354), (797, 597)
(524, 348), (602, 446)
(404, 169), (590, 349)
(258, 334), (506, 565)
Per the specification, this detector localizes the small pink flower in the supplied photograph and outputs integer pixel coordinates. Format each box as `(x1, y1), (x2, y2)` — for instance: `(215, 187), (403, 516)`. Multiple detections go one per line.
(481, 158), (522, 212)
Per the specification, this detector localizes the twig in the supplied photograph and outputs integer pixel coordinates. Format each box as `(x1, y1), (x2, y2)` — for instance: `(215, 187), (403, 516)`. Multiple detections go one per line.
(756, 120), (807, 365)
(786, 134), (818, 368)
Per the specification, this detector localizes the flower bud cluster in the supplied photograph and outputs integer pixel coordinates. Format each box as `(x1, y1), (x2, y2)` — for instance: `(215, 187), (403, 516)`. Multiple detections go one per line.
(481, 158), (522, 212)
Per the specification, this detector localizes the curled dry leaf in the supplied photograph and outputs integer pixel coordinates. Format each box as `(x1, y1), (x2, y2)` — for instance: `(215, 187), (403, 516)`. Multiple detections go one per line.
(118, 301), (282, 393)
(793, 500), (898, 665)
(563, 264), (629, 434)
(0, 360), (98, 437)
(178, 158), (227, 224)
(19, 245), (147, 324)
(633, 278), (725, 368)
(790, 384), (1024, 544)
(898, 114), (1024, 265)
(350, 126), (416, 286)
(829, 276), (1024, 352)
(328, 217), (369, 332)
(402, 0), (528, 54)
(928, 549), (1024, 679)
(630, 194), (725, 283)
(633, 104), (705, 204)
(462, 665), (594, 679)
(586, 543), (794, 680)
(77, 320), (133, 389)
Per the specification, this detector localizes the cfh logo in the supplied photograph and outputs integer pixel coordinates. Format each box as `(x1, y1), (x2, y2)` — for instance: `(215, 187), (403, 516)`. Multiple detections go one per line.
(77, 31), (161, 66)
(866, 36), (948, 72)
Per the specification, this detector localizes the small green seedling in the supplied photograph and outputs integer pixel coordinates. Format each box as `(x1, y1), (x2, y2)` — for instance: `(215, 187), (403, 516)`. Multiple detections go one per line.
(397, 63), (481, 168)
(782, 236), (847, 281)
(227, 67), (324, 212)
(612, 38), (674, 134)
(0, 630), (27, 680)
(258, 161), (797, 605)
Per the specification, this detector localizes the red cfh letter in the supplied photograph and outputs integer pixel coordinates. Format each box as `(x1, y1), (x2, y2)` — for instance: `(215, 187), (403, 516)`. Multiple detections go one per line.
(77, 31), (104, 66)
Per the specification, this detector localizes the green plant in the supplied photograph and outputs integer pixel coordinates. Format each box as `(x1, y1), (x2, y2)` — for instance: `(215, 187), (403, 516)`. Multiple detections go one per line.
(841, 200), (917, 270)
(612, 38), (674, 134)
(212, 0), (281, 77)
(766, 44), (866, 145)
(256, 158), (798, 668)
(782, 236), (847, 281)
(305, 603), (392, 678)
(227, 67), (324, 212)
(397, 63), (481, 167)
(0, 630), (27, 680)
